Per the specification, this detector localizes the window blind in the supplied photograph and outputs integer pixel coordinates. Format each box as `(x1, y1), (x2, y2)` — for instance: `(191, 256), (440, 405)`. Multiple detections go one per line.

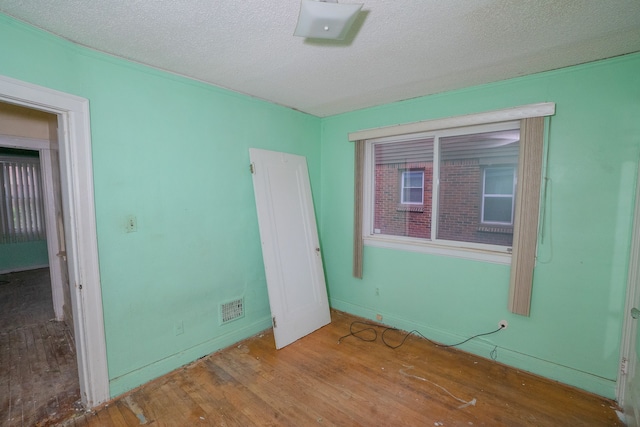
(353, 140), (365, 278)
(508, 116), (545, 316)
(0, 157), (46, 244)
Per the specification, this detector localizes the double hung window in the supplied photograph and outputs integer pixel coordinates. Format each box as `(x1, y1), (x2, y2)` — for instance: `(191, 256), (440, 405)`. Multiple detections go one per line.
(482, 167), (516, 225)
(400, 170), (425, 205)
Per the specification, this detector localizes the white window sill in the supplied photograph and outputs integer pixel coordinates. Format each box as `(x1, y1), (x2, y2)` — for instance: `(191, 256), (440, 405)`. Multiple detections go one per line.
(364, 235), (512, 265)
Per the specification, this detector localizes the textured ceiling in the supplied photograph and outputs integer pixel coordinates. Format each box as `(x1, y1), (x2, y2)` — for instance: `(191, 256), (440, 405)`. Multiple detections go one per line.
(1, 0), (639, 117)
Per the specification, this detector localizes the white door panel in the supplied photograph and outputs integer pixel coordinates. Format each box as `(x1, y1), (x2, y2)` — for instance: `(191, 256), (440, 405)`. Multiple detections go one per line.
(619, 161), (640, 424)
(250, 148), (330, 349)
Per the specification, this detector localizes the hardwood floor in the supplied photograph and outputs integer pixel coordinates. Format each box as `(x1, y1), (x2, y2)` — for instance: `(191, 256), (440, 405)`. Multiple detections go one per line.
(65, 310), (622, 426)
(0, 268), (81, 427)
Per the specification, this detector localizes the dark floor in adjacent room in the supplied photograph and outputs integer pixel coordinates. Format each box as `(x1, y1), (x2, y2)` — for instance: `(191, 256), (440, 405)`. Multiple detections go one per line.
(0, 268), (81, 426)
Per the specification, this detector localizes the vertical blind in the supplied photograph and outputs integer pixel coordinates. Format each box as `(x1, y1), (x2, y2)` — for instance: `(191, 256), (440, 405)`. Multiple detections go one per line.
(0, 157), (46, 244)
(353, 140), (365, 279)
(508, 116), (545, 316)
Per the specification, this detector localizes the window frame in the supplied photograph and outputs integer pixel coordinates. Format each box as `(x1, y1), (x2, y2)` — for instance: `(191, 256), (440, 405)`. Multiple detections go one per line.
(363, 121), (520, 264)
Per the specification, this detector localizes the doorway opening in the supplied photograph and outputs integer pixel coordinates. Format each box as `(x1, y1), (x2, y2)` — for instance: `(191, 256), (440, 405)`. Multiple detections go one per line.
(0, 104), (82, 425)
(0, 75), (109, 413)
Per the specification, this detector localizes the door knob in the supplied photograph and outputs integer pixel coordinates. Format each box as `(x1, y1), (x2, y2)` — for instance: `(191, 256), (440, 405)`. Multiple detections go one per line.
(632, 308), (640, 319)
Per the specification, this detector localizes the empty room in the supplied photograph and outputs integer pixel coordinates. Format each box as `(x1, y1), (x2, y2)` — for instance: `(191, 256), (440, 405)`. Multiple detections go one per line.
(1, 1), (640, 426)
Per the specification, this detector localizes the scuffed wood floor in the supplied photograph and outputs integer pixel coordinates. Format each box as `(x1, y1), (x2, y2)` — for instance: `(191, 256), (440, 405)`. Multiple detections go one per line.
(0, 268), (81, 426)
(66, 310), (622, 426)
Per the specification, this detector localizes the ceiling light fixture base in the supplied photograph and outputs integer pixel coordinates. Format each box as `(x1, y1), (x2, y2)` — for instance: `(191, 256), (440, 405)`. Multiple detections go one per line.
(294, 0), (364, 40)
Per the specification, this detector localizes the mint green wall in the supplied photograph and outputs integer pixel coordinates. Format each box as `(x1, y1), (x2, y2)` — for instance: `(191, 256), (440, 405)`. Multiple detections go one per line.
(320, 53), (640, 399)
(0, 14), (321, 396)
(0, 240), (48, 272)
(2, 11), (639, 401)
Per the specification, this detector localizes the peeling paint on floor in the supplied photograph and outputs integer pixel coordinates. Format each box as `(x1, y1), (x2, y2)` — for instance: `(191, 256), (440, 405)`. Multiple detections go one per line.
(123, 395), (148, 424)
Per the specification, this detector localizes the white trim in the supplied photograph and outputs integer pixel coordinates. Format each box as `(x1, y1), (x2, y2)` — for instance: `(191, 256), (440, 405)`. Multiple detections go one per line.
(0, 134), (53, 150)
(349, 103), (556, 141)
(364, 236), (511, 264)
(618, 159), (640, 410)
(0, 74), (109, 407)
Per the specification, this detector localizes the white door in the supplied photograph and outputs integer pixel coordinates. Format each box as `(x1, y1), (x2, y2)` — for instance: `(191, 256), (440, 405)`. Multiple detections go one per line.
(249, 148), (330, 349)
(41, 148), (69, 323)
(619, 162), (640, 425)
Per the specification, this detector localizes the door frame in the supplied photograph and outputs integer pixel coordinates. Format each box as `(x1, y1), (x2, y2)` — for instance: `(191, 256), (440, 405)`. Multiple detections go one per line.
(618, 159), (640, 411)
(0, 74), (109, 407)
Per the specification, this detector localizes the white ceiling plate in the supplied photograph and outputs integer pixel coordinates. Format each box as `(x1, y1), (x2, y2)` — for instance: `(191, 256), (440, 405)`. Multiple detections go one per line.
(1, 0), (639, 117)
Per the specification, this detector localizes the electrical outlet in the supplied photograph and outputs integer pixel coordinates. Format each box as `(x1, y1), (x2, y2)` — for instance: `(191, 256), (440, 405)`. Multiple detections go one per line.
(499, 320), (508, 329)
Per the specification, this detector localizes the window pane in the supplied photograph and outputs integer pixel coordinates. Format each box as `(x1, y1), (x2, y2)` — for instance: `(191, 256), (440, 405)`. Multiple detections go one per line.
(483, 197), (513, 223)
(402, 186), (423, 204)
(374, 138), (433, 239)
(484, 168), (514, 195)
(437, 129), (518, 246)
(404, 171), (423, 188)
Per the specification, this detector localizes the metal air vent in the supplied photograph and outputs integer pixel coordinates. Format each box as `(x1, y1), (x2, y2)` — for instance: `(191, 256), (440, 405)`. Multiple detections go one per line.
(220, 298), (244, 325)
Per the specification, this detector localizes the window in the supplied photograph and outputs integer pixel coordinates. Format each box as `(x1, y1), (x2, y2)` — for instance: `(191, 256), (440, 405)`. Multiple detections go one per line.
(0, 155), (46, 244)
(401, 170), (424, 204)
(351, 103), (555, 315)
(482, 167), (516, 225)
(368, 122), (519, 251)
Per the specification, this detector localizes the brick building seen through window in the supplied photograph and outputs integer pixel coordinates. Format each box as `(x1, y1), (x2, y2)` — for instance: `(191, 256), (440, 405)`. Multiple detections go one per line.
(373, 128), (519, 247)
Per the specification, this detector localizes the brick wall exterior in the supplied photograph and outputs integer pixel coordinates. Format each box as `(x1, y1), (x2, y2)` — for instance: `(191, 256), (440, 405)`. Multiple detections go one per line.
(374, 162), (432, 238)
(374, 160), (513, 246)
